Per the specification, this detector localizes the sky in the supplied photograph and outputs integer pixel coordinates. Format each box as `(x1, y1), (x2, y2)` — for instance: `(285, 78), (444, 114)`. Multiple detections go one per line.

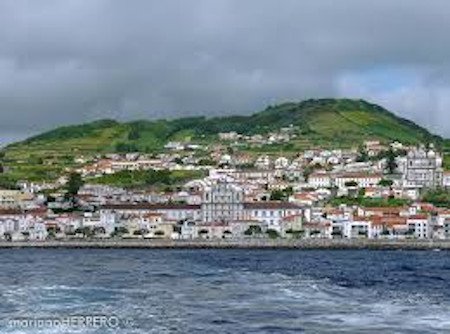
(0, 0), (449, 144)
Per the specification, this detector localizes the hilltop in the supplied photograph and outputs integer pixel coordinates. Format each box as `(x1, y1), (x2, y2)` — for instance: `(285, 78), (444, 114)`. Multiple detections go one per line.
(1, 98), (447, 183)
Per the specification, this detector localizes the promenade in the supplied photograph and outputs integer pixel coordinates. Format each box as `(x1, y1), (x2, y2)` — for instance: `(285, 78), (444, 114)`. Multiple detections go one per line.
(0, 239), (449, 250)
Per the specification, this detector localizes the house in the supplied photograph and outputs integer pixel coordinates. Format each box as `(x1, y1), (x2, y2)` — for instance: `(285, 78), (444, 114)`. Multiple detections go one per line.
(308, 172), (332, 188)
(244, 202), (302, 229)
(143, 221), (175, 239)
(180, 220), (198, 239)
(219, 132), (239, 141)
(181, 221), (233, 240)
(371, 216), (409, 239)
(281, 214), (303, 237)
(0, 190), (35, 209)
(334, 172), (383, 189)
(442, 213), (450, 239)
(443, 171), (450, 188)
(100, 203), (202, 224)
(303, 220), (332, 238)
(255, 155), (271, 170)
(274, 157), (289, 169)
(291, 192), (319, 206)
(342, 218), (372, 239)
(407, 215), (429, 239)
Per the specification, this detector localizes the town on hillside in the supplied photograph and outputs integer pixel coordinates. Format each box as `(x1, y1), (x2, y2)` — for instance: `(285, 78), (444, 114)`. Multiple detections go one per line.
(0, 138), (449, 242)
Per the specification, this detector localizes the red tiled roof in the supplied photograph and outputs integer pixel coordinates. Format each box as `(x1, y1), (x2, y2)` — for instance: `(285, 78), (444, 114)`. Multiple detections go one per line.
(101, 203), (201, 210)
(0, 209), (22, 215)
(371, 216), (407, 226)
(243, 202), (302, 210)
(408, 214), (428, 220)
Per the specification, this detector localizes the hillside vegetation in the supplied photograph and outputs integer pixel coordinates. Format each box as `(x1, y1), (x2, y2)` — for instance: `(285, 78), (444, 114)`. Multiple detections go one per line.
(1, 98), (447, 183)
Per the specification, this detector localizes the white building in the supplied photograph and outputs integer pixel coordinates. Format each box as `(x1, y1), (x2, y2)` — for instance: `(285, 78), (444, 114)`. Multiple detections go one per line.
(443, 172), (450, 188)
(244, 202), (302, 231)
(407, 215), (429, 239)
(274, 157), (289, 169)
(334, 173), (382, 189)
(404, 146), (443, 188)
(202, 181), (244, 223)
(308, 172), (332, 188)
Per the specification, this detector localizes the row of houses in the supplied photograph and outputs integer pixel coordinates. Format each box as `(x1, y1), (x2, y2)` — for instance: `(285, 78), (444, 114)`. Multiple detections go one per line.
(0, 201), (448, 241)
(308, 172), (383, 189)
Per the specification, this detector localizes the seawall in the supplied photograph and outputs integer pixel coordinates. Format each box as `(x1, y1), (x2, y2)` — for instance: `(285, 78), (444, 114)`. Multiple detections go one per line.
(0, 239), (449, 250)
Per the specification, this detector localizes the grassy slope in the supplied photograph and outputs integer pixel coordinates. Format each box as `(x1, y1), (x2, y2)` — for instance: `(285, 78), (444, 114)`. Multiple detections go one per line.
(89, 169), (206, 189)
(444, 140), (450, 170)
(1, 98), (447, 183)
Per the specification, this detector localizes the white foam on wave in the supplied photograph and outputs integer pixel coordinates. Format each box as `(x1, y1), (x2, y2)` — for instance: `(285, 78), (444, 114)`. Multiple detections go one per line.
(225, 268), (450, 333)
(273, 273), (450, 332)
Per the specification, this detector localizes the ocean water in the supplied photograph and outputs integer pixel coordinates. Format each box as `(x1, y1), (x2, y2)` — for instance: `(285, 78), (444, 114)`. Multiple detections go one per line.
(0, 249), (450, 333)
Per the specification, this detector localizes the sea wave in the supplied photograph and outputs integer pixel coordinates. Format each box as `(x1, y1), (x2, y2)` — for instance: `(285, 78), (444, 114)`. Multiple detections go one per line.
(1, 249), (450, 333)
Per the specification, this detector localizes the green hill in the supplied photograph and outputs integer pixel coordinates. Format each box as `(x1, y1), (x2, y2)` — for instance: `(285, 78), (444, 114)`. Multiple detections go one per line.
(1, 98), (446, 183)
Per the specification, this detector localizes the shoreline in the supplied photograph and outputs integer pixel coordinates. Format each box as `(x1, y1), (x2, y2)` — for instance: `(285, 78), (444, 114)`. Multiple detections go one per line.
(0, 239), (449, 250)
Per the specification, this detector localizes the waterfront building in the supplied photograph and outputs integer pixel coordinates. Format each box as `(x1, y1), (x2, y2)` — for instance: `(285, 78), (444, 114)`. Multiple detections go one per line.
(201, 180), (244, 223)
(406, 215), (429, 239)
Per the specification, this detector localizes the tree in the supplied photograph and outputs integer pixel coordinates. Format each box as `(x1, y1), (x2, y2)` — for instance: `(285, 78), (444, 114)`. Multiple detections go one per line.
(198, 229), (209, 237)
(93, 226), (106, 235)
(285, 229), (304, 239)
(378, 179), (394, 187)
(66, 172), (83, 197)
(356, 145), (369, 162)
(173, 157), (183, 165)
(270, 187), (294, 201)
(270, 189), (285, 201)
(74, 226), (93, 238)
(115, 142), (138, 153)
(303, 165), (313, 183)
(284, 186), (294, 197)
(128, 126), (140, 140)
(244, 225), (262, 236)
(358, 188), (366, 198)
(381, 228), (390, 236)
(345, 181), (358, 187)
(386, 148), (398, 174)
(422, 188), (450, 208)
(266, 229), (280, 239)
(331, 230), (342, 238)
(111, 226), (129, 238)
(198, 158), (216, 166)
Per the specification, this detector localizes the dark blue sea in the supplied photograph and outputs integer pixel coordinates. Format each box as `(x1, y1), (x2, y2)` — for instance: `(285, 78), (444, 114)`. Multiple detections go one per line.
(1, 249), (450, 333)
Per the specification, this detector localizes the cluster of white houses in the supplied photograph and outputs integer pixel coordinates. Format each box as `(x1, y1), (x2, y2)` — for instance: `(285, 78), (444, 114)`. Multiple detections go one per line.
(0, 144), (448, 241)
(100, 180), (303, 239)
(1, 193), (448, 241)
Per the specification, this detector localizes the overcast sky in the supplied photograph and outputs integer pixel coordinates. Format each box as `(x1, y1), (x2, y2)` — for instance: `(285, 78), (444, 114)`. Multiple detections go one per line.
(0, 0), (449, 144)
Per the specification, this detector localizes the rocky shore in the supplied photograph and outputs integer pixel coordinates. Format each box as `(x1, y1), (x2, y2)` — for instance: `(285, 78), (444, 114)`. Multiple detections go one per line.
(0, 239), (449, 250)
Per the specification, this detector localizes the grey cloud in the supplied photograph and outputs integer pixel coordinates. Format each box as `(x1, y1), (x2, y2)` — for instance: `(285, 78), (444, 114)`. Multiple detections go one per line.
(0, 0), (450, 143)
